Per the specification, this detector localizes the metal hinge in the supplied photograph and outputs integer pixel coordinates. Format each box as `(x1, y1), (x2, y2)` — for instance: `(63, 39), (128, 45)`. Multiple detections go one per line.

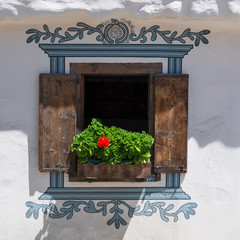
(86, 177), (98, 183)
(144, 174), (157, 182)
(155, 165), (185, 173)
(43, 167), (69, 172)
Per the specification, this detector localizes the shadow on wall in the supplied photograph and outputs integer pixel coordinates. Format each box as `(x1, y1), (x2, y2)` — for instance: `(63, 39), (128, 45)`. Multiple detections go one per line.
(27, 198), (197, 240)
(0, 0), (236, 18)
(187, 57), (240, 149)
(33, 200), (140, 240)
(85, 0), (234, 17)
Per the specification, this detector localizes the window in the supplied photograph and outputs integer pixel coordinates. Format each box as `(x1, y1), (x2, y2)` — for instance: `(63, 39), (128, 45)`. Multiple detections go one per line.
(84, 74), (148, 132)
(39, 63), (188, 181)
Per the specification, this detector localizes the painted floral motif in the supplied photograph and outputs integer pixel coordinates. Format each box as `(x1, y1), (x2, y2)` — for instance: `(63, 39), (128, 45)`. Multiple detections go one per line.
(26, 18), (210, 46)
(26, 200), (197, 229)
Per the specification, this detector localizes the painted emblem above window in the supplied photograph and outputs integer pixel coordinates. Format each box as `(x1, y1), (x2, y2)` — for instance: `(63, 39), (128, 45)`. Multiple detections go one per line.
(26, 18), (210, 46)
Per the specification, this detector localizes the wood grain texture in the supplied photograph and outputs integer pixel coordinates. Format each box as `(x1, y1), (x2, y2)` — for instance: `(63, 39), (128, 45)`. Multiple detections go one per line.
(69, 162), (151, 182)
(71, 63), (162, 75)
(154, 74), (188, 173)
(39, 74), (76, 172)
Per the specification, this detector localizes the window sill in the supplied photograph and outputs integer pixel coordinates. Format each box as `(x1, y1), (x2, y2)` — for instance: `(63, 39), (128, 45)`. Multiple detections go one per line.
(39, 187), (190, 200)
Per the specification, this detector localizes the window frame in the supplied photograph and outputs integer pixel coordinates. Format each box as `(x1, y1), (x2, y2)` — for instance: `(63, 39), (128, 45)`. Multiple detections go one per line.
(37, 43), (193, 194)
(69, 63), (163, 182)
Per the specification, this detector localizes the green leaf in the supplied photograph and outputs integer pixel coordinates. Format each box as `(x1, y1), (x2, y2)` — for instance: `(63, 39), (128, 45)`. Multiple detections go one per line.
(72, 118), (154, 165)
(135, 146), (141, 152)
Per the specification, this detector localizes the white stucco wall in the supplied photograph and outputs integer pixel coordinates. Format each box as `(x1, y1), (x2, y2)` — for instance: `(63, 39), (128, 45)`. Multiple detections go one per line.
(1, 8), (240, 240)
(1, 0), (240, 18)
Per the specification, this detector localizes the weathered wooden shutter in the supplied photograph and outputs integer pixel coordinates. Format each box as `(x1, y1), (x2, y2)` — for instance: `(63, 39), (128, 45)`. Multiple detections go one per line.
(154, 74), (188, 173)
(39, 74), (76, 172)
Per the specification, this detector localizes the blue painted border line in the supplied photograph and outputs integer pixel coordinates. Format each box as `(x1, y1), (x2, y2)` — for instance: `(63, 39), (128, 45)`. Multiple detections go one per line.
(39, 187), (190, 200)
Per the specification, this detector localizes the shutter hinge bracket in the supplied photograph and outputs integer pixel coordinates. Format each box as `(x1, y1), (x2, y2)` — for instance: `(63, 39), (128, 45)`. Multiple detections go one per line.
(144, 174), (157, 182)
(56, 163), (69, 173)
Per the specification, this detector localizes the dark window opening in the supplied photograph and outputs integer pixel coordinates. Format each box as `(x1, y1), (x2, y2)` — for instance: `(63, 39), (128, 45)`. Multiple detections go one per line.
(84, 75), (149, 132)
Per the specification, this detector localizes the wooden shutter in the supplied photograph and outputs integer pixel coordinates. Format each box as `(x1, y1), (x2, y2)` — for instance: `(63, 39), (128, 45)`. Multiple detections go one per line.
(154, 74), (188, 173)
(39, 74), (76, 172)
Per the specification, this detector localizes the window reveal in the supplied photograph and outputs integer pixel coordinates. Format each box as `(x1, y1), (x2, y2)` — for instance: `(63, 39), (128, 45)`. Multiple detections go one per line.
(84, 75), (148, 132)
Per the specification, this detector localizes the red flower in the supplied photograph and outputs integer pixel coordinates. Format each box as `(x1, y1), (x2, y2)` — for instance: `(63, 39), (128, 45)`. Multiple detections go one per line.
(98, 136), (110, 147)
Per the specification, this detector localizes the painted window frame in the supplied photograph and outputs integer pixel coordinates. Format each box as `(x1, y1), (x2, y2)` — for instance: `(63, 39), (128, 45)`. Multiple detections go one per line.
(37, 43), (192, 200)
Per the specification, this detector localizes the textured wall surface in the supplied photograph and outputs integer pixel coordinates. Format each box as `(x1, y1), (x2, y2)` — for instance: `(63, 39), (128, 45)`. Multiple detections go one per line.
(1, 0), (240, 18)
(1, 11), (240, 240)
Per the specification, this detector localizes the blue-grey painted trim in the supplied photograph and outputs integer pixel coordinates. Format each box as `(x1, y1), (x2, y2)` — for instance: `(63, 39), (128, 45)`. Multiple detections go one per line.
(39, 44), (193, 58)
(50, 172), (57, 187)
(166, 173), (180, 187)
(50, 57), (58, 74)
(26, 199), (197, 228)
(167, 57), (182, 74)
(26, 200), (197, 229)
(166, 173), (174, 187)
(168, 58), (175, 74)
(50, 172), (64, 188)
(58, 57), (65, 74)
(173, 173), (180, 187)
(175, 58), (182, 74)
(39, 187), (190, 200)
(57, 173), (64, 187)
(26, 19), (210, 46)
(50, 56), (65, 74)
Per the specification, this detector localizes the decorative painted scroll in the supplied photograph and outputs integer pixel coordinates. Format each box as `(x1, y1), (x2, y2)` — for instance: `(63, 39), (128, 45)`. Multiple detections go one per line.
(26, 200), (197, 229)
(26, 18), (210, 46)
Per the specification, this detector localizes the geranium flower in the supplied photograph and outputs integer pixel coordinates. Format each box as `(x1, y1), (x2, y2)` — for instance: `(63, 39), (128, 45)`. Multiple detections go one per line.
(98, 136), (110, 147)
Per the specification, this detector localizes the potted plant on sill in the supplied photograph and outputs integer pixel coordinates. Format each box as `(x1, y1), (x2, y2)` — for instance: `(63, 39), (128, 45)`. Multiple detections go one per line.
(71, 118), (154, 181)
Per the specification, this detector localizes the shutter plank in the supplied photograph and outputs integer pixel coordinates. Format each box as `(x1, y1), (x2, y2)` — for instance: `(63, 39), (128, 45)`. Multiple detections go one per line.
(39, 74), (76, 172)
(154, 74), (188, 173)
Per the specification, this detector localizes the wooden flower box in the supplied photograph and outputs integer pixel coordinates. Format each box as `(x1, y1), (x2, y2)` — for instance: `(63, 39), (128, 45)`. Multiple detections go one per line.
(69, 161), (151, 182)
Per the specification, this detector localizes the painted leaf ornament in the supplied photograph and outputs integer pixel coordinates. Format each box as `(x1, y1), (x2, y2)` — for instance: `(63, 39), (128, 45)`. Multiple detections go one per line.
(98, 136), (110, 147)
(26, 19), (210, 47)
